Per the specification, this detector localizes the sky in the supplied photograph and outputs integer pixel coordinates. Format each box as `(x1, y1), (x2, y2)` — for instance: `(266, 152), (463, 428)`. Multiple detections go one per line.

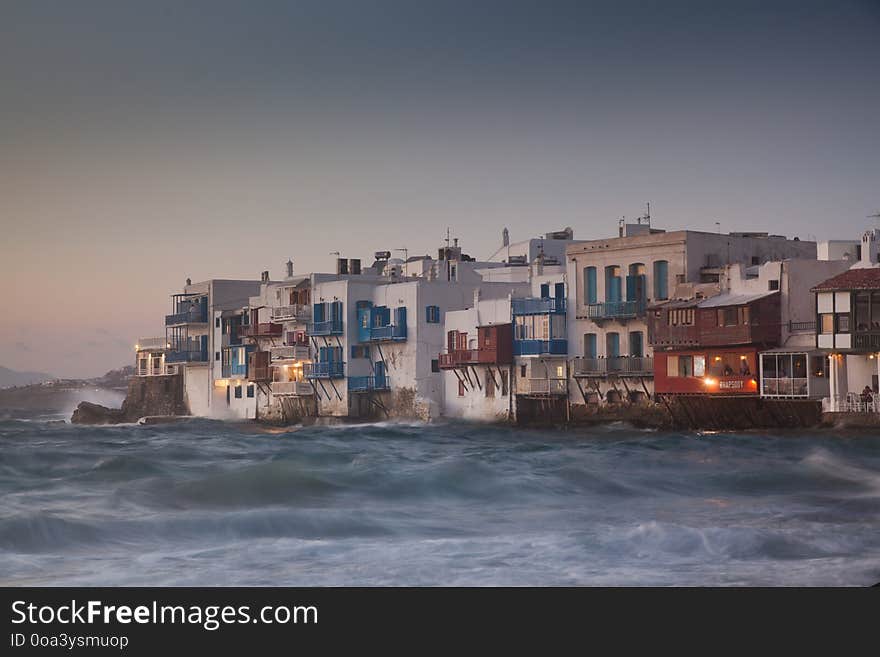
(1, 0), (878, 378)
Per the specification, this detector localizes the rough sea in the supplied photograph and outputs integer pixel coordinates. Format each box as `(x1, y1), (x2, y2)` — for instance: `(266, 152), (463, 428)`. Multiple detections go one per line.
(2, 403), (879, 586)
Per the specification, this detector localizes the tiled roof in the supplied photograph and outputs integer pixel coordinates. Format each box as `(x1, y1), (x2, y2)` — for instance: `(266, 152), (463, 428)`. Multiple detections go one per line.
(811, 267), (880, 292)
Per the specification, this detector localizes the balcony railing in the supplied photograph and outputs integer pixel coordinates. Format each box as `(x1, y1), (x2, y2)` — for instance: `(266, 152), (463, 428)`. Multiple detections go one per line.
(269, 345), (310, 362)
(166, 349), (208, 363)
(165, 309), (208, 325)
(348, 376), (390, 393)
(572, 356), (654, 377)
(586, 300), (645, 320)
(250, 366), (271, 382)
(271, 381), (315, 396)
(365, 324), (407, 342)
(308, 319), (344, 336)
(513, 339), (567, 356)
(439, 348), (504, 369)
(271, 304), (312, 322)
(519, 378), (567, 395)
(242, 323), (283, 338)
(136, 337), (167, 351)
(512, 297), (566, 315)
(853, 332), (880, 350)
(788, 320), (816, 333)
(222, 361), (248, 378)
(304, 361), (344, 379)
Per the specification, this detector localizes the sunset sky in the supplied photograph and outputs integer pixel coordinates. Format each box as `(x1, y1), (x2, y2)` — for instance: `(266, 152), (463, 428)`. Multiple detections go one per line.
(1, 0), (878, 378)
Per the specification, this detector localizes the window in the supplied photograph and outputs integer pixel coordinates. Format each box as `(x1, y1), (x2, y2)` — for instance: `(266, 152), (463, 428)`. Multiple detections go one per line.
(678, 355), (694, 377)
(768, 279), (779, 291)
(629, 331), (644, 358)
(820, 314), (834, 334)
(584, 333), (597, 359)
(653, 261), (669, 301)
(520, 364), (527, 378)
(215, 317), (221, 328)
(584, 267), (597, 304)
(351, 345), (368, 359)
(751, 256), (760, 265)
(854, 293), (870, 331)
(215, 351), (220, 361)
(838, 314), (850, 333)
(431, 359), (440, 373)
(605, 266), (622, 302)
(426, 305), (441, 323)
(718, 307), (738, 326)
(606, 332), (620, 358)
(458, 380), (465, 397)
(668, 308), (695, 326)
(247, 384), (254, 398)
(811, 356), (827, 377)
(234, 385), (242, 399)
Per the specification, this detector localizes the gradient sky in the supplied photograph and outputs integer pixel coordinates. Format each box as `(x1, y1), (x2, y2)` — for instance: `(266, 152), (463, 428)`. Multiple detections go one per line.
(1, 0), (878, 378)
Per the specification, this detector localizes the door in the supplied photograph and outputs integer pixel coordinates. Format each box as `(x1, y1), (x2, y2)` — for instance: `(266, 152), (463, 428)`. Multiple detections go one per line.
(374, 361), (387, 389)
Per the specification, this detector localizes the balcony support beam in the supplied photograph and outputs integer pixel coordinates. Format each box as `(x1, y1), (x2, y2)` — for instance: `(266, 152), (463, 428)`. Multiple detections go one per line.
(470, 366), (482, 390)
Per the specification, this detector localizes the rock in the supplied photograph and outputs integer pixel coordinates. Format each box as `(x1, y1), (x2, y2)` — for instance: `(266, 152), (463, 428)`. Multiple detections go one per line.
(70, 401), (129, 425)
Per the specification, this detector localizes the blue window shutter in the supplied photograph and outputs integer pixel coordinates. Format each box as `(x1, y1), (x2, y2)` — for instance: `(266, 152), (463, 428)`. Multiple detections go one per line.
(585, 267), (597, 304)
(540, 283), (549, 299)
(654, 261), (669, 300)
(395, 306), (406, 327)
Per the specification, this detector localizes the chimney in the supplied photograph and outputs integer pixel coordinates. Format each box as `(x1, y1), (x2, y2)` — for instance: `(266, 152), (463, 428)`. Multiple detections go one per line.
(261, 270), (270, 283)
(185, 277), (192, 286)
(286, 259), (293, 278)
(349, 258), (361, 275)
(502, 227), (509, 247)
(336, 258), (349, 275)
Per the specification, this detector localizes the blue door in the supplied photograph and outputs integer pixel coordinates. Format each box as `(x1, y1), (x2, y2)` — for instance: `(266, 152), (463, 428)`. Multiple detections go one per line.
(374, 361), (387, 389)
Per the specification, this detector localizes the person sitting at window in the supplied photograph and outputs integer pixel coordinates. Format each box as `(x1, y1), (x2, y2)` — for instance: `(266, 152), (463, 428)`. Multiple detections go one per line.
(740, 360), (751, 376)
(722, 364), (734, 376)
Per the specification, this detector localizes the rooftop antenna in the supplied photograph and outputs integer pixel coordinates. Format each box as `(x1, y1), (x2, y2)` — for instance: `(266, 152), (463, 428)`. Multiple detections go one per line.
(445, 227), (451, 250)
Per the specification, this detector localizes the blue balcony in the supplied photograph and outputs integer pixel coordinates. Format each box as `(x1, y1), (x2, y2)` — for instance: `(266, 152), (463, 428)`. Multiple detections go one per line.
(308, 319), (344, 336)
(586, 300), (645, 320)
(512, 297), (566, 315)
(513, 339), (568, 356)
(165, 297), (208, 325)
(348, 376), (390, 392)
(305, 361), (345, 379)
(166, 349), (208, 363)
(364, 324), (407, 342)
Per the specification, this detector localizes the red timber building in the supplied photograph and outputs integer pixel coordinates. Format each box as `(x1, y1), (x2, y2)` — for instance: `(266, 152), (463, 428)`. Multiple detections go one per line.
(648, 291), (781, 396)
(439, 324), (513, 390)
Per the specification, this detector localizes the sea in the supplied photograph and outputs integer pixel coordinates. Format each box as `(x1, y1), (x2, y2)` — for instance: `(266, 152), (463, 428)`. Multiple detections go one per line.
(1, 398), (879, 586)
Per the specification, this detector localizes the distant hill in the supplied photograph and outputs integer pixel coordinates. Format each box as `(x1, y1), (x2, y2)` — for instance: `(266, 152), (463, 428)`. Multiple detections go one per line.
(0, 366), (53, 389)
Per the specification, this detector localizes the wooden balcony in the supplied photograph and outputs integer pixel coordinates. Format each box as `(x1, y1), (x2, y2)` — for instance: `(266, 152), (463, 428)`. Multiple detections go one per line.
(242, 323), (283, 338)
